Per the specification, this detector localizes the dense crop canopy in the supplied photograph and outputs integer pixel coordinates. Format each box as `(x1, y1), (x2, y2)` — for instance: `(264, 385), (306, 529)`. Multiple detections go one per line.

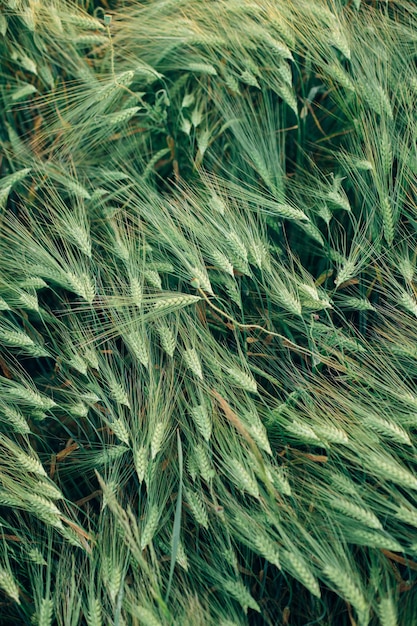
(0, 0), (417, 624)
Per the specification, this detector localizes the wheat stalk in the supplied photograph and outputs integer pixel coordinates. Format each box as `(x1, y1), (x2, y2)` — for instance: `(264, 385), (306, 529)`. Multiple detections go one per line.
(1, 381), (56, 410)
(1, 439), (47, 477)
(107, 379), (131, 409)
(312, 423), (349, 444)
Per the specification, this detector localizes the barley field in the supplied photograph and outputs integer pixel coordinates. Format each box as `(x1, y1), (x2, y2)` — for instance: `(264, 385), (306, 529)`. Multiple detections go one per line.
(0, 1), (417, 624)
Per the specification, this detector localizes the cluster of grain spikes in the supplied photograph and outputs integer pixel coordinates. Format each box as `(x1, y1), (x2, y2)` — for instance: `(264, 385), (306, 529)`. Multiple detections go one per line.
(0, 0), (417, 624)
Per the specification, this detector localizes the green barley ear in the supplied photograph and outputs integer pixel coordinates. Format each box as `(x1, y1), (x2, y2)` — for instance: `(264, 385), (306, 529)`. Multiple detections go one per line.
(0, 403), (31, 434)
(322, 565), (369, 625)
(281, 550), (321, 599)
(125, 330), (149, 368)
(105, 563), (123, 605)
(185, 489), (209, 529)
(193, 444), (215, 483)
(363, 414), (411, 446)
(190, 404), (212, 442)
(86, 597), (103, 626)
(150, 422), (165, 460)
(37, 597), (54, 626)
(155, 321), (177, 357)
(0, 378), (56, 411)
(245, 415), (272, 455)
(222, 579), (260, 614)
(182, 348), (203, 380)
(227, 459), (259, 498)
(252, 533), (281, 570)
(227, 367), (257, 394)
(378, 596), (398, 626)
(1, 0), (417, 623)
(140, 504), (161, 551)
(365, 453), (417, 491)
(133, 445), (148, 484)
(0, 433), (45, 472)
(346, 529), (402, 554)
(0, 567), (20, 605)
(327, 497), (383, 531)
(131, 606), (163, 626)
(109, 418), (130, 445)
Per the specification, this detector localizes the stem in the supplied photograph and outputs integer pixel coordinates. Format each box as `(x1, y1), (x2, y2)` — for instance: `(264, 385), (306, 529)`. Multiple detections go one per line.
(197, 288), (309, 354)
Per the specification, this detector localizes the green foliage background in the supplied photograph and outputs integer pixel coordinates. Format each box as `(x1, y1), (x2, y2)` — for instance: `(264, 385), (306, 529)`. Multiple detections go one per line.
(0, 0), (417, 624)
